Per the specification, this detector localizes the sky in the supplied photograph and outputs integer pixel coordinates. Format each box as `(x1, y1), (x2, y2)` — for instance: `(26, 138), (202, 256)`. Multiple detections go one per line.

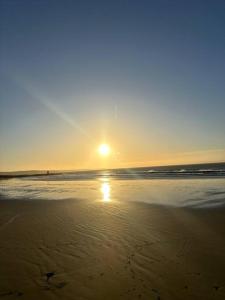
(0, 0), (225, 171)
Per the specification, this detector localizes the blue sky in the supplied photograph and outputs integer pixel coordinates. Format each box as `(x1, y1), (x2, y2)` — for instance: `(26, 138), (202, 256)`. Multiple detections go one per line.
(1, 0), (225, 171)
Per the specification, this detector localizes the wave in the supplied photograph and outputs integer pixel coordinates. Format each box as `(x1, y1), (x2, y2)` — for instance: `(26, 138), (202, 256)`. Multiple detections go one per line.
(35, 164), (225, 181)
(1, 163), (225, 182)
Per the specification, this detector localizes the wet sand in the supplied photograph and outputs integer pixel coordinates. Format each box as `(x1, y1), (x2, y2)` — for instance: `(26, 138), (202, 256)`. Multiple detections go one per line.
(0, 198), (225, 300)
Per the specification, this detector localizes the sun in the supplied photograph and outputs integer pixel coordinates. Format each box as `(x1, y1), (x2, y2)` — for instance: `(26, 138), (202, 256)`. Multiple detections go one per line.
(98, 144), (110, 156)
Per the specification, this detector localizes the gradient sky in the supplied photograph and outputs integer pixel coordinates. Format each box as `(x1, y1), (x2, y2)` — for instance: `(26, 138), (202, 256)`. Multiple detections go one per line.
(1, 0), (225, 171)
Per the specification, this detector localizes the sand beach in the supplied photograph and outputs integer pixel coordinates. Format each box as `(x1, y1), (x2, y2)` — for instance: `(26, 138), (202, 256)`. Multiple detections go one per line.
(0, 195), (225, 300)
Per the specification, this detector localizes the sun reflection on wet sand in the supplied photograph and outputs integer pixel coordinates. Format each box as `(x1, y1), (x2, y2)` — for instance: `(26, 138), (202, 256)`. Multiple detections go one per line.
(101, 181), (111, 202)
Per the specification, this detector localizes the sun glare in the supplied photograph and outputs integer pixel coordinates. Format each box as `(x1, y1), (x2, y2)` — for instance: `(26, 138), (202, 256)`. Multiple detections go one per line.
(98, 144), (110, 156)
(101, 182), (110, 202)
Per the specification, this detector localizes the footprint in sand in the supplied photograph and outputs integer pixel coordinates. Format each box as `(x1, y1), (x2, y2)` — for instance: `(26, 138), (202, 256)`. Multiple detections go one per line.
(46, 272), (55, 282)
(55, 282), (67, 289)
(43, 272), (67, 291)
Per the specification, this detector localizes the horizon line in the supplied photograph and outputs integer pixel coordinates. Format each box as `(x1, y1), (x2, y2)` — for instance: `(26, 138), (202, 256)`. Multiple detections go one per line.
(1, 161), (225, 174)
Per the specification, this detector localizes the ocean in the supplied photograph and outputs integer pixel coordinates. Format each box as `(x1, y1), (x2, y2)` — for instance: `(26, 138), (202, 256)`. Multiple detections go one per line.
(1, 162), (225, 208)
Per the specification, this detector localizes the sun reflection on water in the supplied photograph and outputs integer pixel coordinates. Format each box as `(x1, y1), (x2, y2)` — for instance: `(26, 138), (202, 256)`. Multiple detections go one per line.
(101, 181), (111, 202)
